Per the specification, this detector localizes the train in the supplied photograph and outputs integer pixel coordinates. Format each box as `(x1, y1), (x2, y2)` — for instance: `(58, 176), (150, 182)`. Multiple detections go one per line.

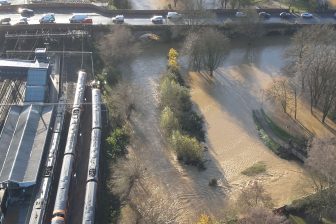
(82, 88), (102, 224)
(51, 71), (87, 224)
(29, 96), (66, 224)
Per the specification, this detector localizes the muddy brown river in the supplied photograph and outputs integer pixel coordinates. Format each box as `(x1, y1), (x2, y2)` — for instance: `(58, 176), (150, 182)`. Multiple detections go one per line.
(123, 36), (322, 222)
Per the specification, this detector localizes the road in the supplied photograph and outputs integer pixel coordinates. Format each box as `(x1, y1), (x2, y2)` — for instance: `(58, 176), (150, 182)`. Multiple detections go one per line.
(1, 9), (336, 25)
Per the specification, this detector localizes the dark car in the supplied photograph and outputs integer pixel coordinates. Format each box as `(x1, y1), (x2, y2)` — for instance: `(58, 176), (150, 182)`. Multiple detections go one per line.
(280, 12), (291, 19)
(18, 8), (34, 17)
(259, 12), (271, 19)
(0, 17), (11, 25)
(39, 13), (55, 24)
(69, 14), (92, 24)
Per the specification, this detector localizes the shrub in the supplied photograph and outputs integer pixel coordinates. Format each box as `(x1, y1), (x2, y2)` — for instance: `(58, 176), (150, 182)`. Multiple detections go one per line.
(168, 48), (179, 60)
(209, 178), (218, 187)
(241, 162), (266, 176)
(106, 127), (130, 159)
(170, 130), (203, 165)
(99, 66), (122, 86)
(180, 110), (205, 142)
(159, 77), (191, 114)
(160, 107), (180, 136)
(197, 214), (213, 224)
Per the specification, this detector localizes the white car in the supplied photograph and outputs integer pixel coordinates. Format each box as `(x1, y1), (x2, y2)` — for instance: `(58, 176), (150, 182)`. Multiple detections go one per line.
(151, 15), (163, 24)
(167, 12), (182, 20)
(112, 15), (124, 24)
(0, 0), (10, 5)
(235, 11), (246, 17)
(301, 12), (313, 19)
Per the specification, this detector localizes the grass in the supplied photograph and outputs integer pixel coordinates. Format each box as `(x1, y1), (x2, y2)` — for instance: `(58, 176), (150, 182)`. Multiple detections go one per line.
(241, 161), (266, 176)
(289, 215), (307, 224)
(260, 109), (306, 146)
(252, 110), (283, 156)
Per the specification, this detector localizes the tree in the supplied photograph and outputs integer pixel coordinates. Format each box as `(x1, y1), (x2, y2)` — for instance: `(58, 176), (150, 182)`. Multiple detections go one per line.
(98, 26), (140, 67)
(239, 207), (290, 224)
(159, 76), (191, 114)
(184, 28), (229, 76)
(305, 138), (336, 219)
(266, 78), (295, 114)
(170, 130), (203, 164)
(219, 0), (229, 8)
(160, 107), (180, 136)
(238, 181), (273, 209)
(179, 0), (215, 26)
(106, 127), (130, 159)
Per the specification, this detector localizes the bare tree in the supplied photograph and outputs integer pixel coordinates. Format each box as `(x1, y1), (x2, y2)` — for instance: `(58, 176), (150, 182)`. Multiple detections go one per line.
(219, 0), (229, 8)
(184, 28), (229, 76)
(179, 0), (215, 26)
(266, 78), (292, 114)
(239, 207), (290, 224)
(305, 138), (336, 219)
(238, 181), (274, 209)
(98, 26), (140, 67)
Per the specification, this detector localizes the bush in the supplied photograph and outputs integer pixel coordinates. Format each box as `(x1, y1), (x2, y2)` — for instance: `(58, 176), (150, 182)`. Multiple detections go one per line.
(241, 162), (266, 176)
(180, 110), (205, 142)
(159, 76), (191, 114)
(99, 66), (122, 86)
(197, 214), (213, 224)
(160, 107), (180, 137)
(209, 178), (218, 187)
(170, 130), (203, 165)
(106, 127), (130, 159)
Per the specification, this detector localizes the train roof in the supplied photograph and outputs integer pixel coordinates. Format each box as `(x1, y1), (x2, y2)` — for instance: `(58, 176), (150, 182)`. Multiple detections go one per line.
(0, 104), (53, 188)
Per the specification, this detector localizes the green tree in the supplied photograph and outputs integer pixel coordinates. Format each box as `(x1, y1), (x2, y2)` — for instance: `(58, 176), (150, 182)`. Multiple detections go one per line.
(106, 128), (130, 159)
(170, 130), (203, 164)
(160, 107), (180, 137)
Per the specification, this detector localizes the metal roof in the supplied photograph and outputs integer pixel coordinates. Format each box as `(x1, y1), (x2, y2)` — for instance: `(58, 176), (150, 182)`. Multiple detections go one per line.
(27, 69), (48, 86)
(0, 59), (49, 70)
(25, 86), (46, 102)
(0, 105), (53, 188)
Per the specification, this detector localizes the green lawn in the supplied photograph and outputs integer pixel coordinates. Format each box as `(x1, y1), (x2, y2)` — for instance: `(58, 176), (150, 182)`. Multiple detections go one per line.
(241, 161), (267, 176)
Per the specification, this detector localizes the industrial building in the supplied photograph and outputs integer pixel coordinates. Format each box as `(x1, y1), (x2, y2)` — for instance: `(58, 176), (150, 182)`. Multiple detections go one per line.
(0, 48), (59, 223)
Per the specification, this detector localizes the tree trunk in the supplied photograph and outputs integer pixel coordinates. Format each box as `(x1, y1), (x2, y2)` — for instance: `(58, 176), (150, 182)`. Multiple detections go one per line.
(209, 69), (213, 77)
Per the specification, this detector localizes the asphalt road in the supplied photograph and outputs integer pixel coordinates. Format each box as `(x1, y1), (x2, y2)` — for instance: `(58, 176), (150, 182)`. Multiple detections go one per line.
(1, 9), (336, 25)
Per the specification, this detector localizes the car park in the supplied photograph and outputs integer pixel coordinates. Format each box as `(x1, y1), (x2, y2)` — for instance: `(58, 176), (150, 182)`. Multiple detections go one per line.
(235, 11), (246, 17)
(167, 12), (182, 20)
(301, 12), (313, 19)
(0, 17), (10, 25)
(151, 15), (164, 24)
(16, 17), (28, 25)
(39, 13), (55, 24)
(69, 14), (92, 24)
(280, 12), (291, 19)
(259, 12), (271, 19)
(112, 15), (124, 24)
(0, 0), (10, 5)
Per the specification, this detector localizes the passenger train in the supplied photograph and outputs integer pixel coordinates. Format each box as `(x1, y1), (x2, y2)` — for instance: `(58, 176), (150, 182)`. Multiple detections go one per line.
(29, 96), (66, 224)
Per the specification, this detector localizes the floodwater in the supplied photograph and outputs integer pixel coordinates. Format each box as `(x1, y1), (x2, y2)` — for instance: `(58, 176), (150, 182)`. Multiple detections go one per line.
(124, 36), (322, 222)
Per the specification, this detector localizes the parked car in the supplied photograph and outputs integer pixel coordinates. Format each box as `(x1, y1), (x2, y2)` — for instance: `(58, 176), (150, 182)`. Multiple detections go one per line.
(69, 14), (92, 24)
(39, 13), (55, 24)
(259, 12), (271, 19)
(280, 12), (291, 19)
(18, 8), (34, 17)
(16, 17), (28, 25)
(301, 12), (313, 18)
(235, 11), (246, 17)
(151, 15), (163, 24)
(167, 12), (182, 20)
(0, 17), (10, 25)
(112, 15), (124, 24)
(0, 0), (10, 6)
